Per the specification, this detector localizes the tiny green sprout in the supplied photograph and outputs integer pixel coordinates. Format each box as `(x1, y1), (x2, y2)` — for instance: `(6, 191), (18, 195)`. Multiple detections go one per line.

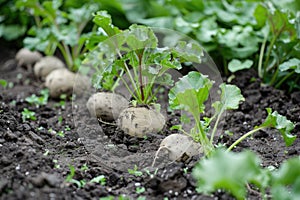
(25, 94), (39, 105)
(143, 168), (158, 178)
(57, 130), (65, 137)
(25, 89), (49, 107)
(53, 160), (60, 169)
(183, 167), (188, 174)
(37, 126), (44, 131)
(225, 130), (233, 136)
(10, 100), (16, 106)
(48, 128), (56, 135)
(0, 79), (7, 88)
(128, 165), (143, 176)
(80, 163), (89, 172)
(90, 175), (106, 186)
(54, 94), (67, 109)
(137, 196), (146, 200)
(17, 73), (22, 80)
(65, 126), (71, 131)
(8, 82), (14, 88)
(21, 108), (36, 122)
(43, 150), (49, 156)
(58, 116), (63, 124)
(136, 186), (145, 194)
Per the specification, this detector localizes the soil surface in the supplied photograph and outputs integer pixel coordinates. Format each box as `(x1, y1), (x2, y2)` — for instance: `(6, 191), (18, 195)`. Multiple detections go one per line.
(0, 45), (299, 200)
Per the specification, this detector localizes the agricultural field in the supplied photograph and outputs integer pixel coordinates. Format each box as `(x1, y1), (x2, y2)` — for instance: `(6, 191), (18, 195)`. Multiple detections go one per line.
(0, 0), (299, 199)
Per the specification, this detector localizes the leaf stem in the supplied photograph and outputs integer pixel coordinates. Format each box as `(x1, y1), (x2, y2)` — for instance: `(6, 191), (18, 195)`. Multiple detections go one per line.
(275, 71), (294, 89)
(194, 115), (213, 157)
(226, 127), (265, 152)
(269, 66), (279, 86)
(210, 110), (223, 143)
(258, 36), (268, 78)
(138, 50), (145, 102)
(111, 69), (124, 92)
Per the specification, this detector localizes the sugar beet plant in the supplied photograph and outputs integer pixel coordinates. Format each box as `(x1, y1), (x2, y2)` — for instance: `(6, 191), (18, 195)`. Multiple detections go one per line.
(16, 0), (99, 71)
(160, 71), (296, 199)
(84, 11), (204, 138)
(155, 71), (295, 161)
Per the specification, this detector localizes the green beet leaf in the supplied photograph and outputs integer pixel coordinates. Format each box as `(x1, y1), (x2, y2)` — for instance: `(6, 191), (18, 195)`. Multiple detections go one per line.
(253, 3), (268, 28)
(192, 150), (264, 200)
(228, 59), (253, 73)
(213, 83), (245, 114)
(258, 108), (295, 146)
(279, 58), (300, 73)
(126, 24), (158, 50)
(169, 71), (213, 117)
(93, 11), (121, 37)
(172, 41), (204, 63)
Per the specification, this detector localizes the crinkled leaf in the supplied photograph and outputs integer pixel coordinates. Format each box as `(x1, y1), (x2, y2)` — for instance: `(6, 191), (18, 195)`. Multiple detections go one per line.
(93, 11), (121, 37)
(267, 6), (297, 40)
(0, 24), (26, 41)
(68, 4), (98, 24)
(126, 24), (158, 50)
(279, 58), (300, 73)
(259, 108), (295, 146)
(213, 83), (245, 114)
(172, 41), (203, 63)
(194, 16), (218, 43)
(51, 25), (77, 46)
(217, 26), (261, 59)
(228, 59), (253, 73)
(254, 3), (268, 28)
(42, 0), (63, 19)
(192, 150), (264, 200)
(169, 71), (213, 116)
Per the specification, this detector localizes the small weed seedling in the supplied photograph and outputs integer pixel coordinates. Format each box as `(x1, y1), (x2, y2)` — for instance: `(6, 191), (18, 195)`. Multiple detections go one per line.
(65, 165), (106, 188)
(90, 175), (106, 186)
(0, 79), (7, 88)
(135, 186), (145, 194)
(52, 159), (60, 169)
(128, 165), (143, 177)
(21, 108), (36, 122)
(25, 89), (49, 107)
(80, 164), (89, 172)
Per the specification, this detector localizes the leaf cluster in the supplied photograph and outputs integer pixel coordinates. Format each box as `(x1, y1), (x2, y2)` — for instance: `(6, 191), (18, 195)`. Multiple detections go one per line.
(193, 149), (300, 200)
(85, 12), (204, 105)
(169, 71), (295, 156)
(0, 1), (28, 41)
(114, 0), (300, 92)
(15, 0), (99, 71)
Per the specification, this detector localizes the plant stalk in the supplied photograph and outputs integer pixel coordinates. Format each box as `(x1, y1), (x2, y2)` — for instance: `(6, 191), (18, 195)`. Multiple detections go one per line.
(210, 110), (223, 143)
(194, 115), (213, 157)
(226, 127), (265, 152)
(275, 71), (294, 89)
(258, 36), (268, 78)
(138, 51), (145, 102)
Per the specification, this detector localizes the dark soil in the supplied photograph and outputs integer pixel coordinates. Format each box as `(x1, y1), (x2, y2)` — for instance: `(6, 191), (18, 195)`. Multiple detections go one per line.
(1, 46), (299, 200)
